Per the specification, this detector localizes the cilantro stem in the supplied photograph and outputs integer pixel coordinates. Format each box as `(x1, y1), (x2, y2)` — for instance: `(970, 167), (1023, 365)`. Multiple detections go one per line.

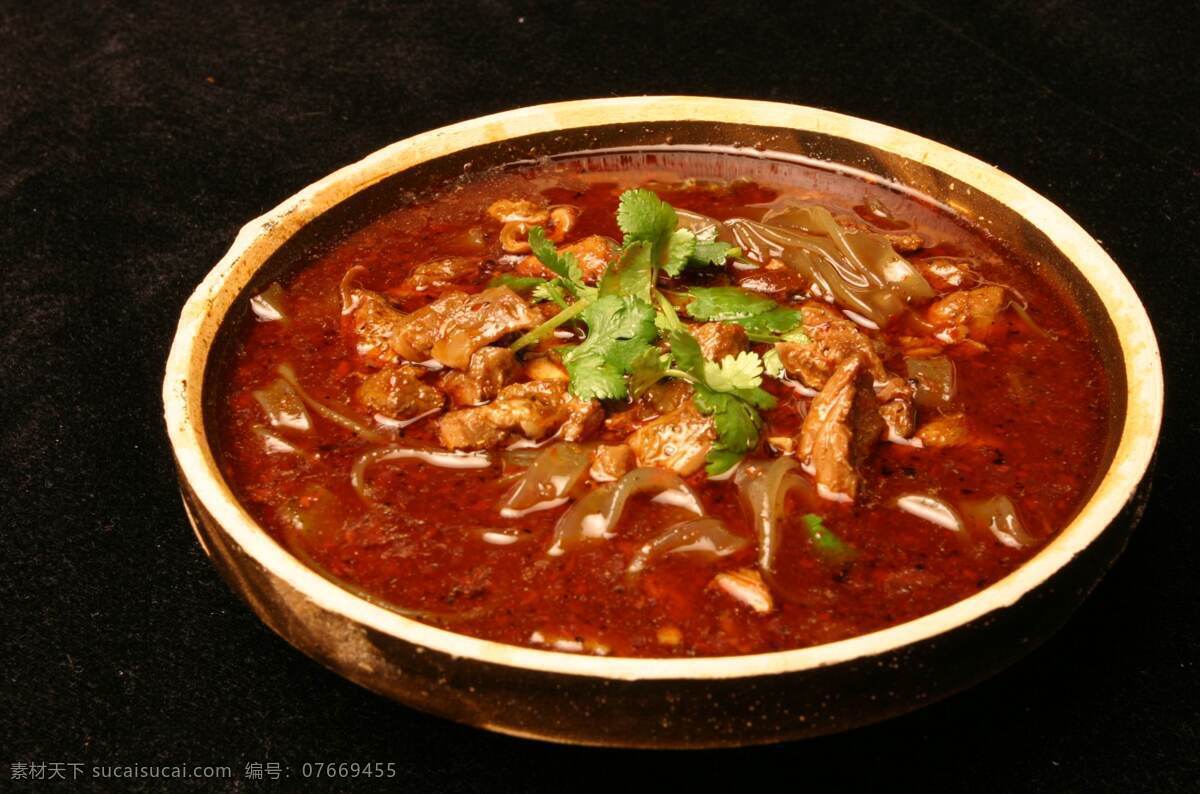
(654, 289), (684, 332)
(662, 368), (699, 385)
(745, 331), (788, 345)
(745, 328), (811, 345)
(509, 298), (592, 353)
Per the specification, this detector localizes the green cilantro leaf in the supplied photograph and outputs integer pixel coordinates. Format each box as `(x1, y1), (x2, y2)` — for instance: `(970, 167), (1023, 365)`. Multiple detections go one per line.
(533, 191), (790, 465)
(627, 347), (669, 398)
(779, 326), (811, 343)
(729, 382), (777, 410)
(683, 285), (807, 342)
(661, 228), (697, 277)
(693, 384), (765, 475)
(665, 327), (705, 379)
(598, 240), (653, 301)
(702, 351), (765, 392)
(684, 286), (784, 320)
(529, 226), (583, 283)
(562, 295), (657, 400)
(690, 239), (740, 266)
(685, 220), (740, 270)
(762, 347), (785, 379)
(678, 216), (738, 271)
(739, 307), (805, 336)
(560, 347), (625, 400)
(616, 188), (678, 262)
(528, 225), (595, 302)
(614, 188), (738, 280)
(666, 327), (773, 407)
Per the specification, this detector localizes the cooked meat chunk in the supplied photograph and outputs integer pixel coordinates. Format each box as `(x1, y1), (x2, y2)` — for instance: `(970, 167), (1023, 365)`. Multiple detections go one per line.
(560, 396), (604, 442)
(692, 322), (749, 362)
(487, 198), (548, 223)
(590, 444), (635, 482)
(436, 407), (508, 450)
(515, 235), (617, 284)
(430, 286), (539, 369)
(774, 303), (915, 440)
(347, 288), (467, 364)
(876, 375), (916, 439)
(642, 380), (695, 415)
(391, 292), (469, 361)
(775, 302), (887, 389)
(437, 380), (601, 450)
(524, 356), (569, 381)
(604, 380), (695, 436)
(767, 435), (797, 454)
(355, 364), (444, 419)
(927, 286), (1006, 343)
(626, 403), (716, 477)
(797, 356), (885, 502)
(882, 231), (925, 253)
(439, 346), (520, 407)
(497, 379), (577, 408)
(345, 289), (407, 364)
(878, 401), (915, 441)
(346, 289), (401, 363)
(395, 257), (483, 294)
(916, 413), (969, 447)
(467, 381), (571, 445)
(735, 266), (807, 297)
(710, 568), (774, 614)
(487, 200), (577, 255)
(917, 258), (975, 291)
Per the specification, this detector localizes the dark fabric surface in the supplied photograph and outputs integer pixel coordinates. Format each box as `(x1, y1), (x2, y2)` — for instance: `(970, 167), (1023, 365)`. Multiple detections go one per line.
(2, 1), (1196, 790)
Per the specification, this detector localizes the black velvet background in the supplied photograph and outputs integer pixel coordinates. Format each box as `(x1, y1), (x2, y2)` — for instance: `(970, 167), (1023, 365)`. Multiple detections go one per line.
(2, 1), (1197, 790)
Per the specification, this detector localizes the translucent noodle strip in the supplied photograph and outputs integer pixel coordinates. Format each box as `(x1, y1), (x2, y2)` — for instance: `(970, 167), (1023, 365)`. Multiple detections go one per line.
(276, 363), (389, 443)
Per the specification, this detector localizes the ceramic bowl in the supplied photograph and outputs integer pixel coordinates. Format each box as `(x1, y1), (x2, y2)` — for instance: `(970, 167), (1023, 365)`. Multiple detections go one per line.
(163, 97), (1162, 747)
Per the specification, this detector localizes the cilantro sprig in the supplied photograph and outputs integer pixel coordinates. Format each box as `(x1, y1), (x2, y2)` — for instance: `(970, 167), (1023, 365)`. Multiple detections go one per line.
(507, 188), (799, 474)
(616, 189), (739, 278)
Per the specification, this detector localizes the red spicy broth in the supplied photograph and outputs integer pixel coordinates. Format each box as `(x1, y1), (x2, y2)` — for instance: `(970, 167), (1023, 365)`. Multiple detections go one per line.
(215, 150), (1110, 657)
